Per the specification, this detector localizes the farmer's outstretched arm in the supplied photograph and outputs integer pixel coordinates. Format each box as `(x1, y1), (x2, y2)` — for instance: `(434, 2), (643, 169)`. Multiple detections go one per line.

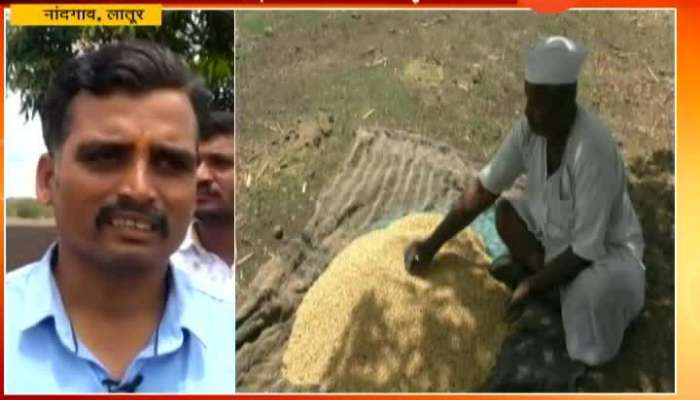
(406, 119), (525, 273)
(405, 177), (497, 272)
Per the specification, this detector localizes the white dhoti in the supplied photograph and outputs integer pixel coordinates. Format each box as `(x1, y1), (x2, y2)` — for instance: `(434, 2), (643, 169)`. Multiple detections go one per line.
(505, 194), (645, 366)
(560, 248), (645, 365)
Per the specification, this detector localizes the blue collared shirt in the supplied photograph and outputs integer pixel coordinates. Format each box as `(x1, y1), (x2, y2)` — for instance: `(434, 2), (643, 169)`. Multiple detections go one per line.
(5, 245), (236, 393)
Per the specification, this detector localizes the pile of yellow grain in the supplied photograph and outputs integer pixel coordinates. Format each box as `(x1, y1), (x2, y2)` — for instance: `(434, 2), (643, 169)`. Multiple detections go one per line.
(283, 213), (511, 392)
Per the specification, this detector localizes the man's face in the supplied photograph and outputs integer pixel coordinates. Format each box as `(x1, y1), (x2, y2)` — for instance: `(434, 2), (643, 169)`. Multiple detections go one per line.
(37, 89), (198, 271)
(524, 82), (572, 139)
(195, 134), (235, 222)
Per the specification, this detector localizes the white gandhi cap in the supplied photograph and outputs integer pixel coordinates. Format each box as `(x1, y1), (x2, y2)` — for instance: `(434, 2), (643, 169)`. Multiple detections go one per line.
(525, 36), (587, 85)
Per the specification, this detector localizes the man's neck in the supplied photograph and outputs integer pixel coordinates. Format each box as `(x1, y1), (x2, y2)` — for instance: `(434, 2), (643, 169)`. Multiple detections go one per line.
(54, 247), (168, 318)
(53, 245), (169, 379)
(547, 133), (569, 151)
(194, 221), (236, 266)
(546, 105), (578, 149)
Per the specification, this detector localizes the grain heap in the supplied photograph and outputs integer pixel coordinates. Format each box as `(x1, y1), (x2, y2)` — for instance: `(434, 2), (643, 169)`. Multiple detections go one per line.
(283, 213), (511, 391)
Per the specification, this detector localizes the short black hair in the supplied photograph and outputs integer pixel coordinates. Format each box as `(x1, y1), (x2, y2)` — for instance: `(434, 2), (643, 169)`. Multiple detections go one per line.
(200, 110), (236, 142)
(40, 40), (212, 154)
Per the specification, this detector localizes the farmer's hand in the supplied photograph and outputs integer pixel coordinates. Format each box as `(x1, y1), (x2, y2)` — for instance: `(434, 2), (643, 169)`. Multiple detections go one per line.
(404, 240), (436, 274)
(505, 278), (532, 323)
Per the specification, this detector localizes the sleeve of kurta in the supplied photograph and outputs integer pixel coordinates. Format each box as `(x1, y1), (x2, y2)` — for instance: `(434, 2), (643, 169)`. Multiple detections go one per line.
(570, 140), (625, 261)
(477, 119), (526, 195)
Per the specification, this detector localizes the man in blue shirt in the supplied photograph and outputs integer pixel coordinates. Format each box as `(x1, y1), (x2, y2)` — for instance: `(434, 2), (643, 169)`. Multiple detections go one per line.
(5, 40), (235, 393)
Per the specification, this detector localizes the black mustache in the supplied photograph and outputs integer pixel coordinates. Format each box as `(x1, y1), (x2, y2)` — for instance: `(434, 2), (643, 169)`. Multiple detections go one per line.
(95, 200), (169, 237)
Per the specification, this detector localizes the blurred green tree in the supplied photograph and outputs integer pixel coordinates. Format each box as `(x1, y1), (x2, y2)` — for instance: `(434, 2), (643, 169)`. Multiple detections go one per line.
(7, 10), (235, 120)
(7, 198), (54, 219)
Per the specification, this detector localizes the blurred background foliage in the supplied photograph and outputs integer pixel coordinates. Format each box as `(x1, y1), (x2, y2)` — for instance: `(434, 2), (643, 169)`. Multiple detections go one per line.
(6, 10), (235, 120)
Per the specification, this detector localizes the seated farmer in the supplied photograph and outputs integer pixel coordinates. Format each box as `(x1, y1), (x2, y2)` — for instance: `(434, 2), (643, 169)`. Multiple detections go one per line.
(404, 36), (645, 366)
(172, 111), (237, 297)
(5, 41), (235, 393)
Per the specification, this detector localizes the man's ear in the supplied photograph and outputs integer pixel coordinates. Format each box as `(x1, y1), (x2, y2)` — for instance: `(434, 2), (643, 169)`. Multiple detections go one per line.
(36, 153), (56, 206)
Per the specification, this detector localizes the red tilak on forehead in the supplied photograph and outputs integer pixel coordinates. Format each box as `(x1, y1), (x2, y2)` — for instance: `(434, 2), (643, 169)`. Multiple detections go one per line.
(135, 130), (152, 148)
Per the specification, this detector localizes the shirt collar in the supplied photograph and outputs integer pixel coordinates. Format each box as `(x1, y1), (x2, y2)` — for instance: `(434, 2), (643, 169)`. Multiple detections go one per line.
(178, 222), (206, 255)
(17, 244), (77, 352)
(18, 243), (216, 354)
(157, 265), (215, 352)
(178, 222), (235, 269)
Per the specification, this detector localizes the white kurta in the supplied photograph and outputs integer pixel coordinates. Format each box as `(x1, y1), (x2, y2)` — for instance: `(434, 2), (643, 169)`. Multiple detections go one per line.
(478, 105), (645, 366)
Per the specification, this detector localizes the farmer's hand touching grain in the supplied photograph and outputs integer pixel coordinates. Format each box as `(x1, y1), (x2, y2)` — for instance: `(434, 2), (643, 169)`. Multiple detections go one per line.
(505, 278), (532, 323)
(404, 240), (436, 274)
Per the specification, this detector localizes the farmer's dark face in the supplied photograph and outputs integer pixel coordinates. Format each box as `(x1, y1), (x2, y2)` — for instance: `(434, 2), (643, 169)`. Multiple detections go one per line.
(524, 81), (576, 140)
(36, 89), (198, 272)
